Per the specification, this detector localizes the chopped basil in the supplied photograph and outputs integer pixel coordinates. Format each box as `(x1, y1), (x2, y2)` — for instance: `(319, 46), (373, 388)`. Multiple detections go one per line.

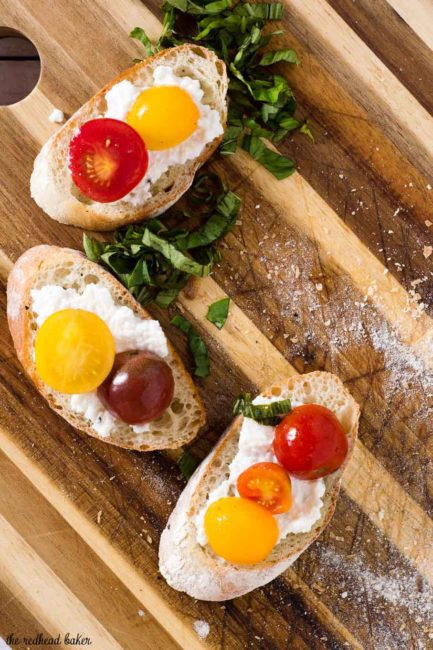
(258, 49), (298, 66)
(177, 449), (200, 479)
(83, 235), (104, 262)
(206, 297), (230, 329)
(300, 121), (314, 142)
(241, 135), (295, 180)
(141, 229), (213, 277)
(233, 392), (292, 424)
(83, 174), (240, 309)
(173, 192), (241, 250)
(131, 0), (312, 177)
(171, 314), (210, 378)
(130, 27), (155, 56)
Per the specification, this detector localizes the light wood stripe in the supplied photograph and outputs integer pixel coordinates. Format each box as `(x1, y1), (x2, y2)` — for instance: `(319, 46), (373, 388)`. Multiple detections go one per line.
(386, 0), (433, 50)
(177, 276), (433, 584)
(0, 450), (179, 650)
(260, 15), (433, 226)
(8, 88), (60, 143)
(283, 0), (433, 174)
(0, 514), (123, 650)
(0, 250), (13, 281)
(0, 426), (207, 650)
(94, 0), (162, 42)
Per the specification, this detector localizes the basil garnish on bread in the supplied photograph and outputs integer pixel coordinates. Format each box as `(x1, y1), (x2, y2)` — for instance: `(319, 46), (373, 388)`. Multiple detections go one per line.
(233, 392), (292, 424)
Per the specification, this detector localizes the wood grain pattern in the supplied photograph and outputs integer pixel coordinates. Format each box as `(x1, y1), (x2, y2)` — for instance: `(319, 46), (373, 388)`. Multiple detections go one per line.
(0, 0), (432, 648)
(0, 451), (179, 650)
(387, 0), (433, 50)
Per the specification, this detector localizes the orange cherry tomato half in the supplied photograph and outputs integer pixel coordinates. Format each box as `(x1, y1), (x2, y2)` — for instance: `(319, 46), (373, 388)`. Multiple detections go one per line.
(273, 404), (348, 480)
(126, 86), (199, 150)
(237, 462), (292, 514)
(204, 497), (278, 565)
(69, 118), (148, 202)
(34, 309), (115, 394)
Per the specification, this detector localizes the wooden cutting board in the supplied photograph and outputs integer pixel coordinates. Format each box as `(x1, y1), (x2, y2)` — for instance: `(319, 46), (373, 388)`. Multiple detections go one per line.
(0, 0), (432, 648)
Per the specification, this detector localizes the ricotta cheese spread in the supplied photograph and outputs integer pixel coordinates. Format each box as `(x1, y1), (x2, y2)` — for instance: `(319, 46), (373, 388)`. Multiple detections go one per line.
(103, 66), (223, 205)
(195, 396), (326, 547)
(31, 283), (169, 438)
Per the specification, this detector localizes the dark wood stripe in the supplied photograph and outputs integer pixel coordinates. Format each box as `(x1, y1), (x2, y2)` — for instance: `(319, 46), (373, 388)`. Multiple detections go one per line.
(280, 1), (433, 182)
(294, 494), (433, 650)
(327, 0), (433, 115)
(0, 1), (432, 648)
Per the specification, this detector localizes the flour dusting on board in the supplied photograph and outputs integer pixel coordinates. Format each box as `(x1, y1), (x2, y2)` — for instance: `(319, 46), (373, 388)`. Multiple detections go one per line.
(241, 210), (433, 409)
(314, 546), (433, 649)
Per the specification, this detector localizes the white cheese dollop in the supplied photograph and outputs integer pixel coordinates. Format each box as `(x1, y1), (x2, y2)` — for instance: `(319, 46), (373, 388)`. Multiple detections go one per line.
(195, 399), (326, 547)
(103, 66), (223, 205)
(49, 108), (65, 123)
(31, 283), (168, 438)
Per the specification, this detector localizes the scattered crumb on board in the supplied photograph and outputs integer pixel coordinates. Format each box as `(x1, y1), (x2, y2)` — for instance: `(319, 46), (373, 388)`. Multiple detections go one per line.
(48, 108), (64, 123)
(193, 619), (210, 640)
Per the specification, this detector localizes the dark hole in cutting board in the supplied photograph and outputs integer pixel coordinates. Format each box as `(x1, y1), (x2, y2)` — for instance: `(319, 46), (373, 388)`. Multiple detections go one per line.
(0, 29), (41, 105)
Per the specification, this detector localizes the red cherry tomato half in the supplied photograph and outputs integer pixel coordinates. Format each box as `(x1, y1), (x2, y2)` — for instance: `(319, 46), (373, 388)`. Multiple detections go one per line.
(237, 462), (292, 514)
(69, 118), (148, 203)
(97, 350), (174, 424)
(273, 404), (348, 480)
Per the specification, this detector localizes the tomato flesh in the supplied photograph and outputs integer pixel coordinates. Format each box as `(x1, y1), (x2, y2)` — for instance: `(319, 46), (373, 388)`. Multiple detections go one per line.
(273, 404), (348, 479)
(69, 118), (148, 202)
(204, 497), (278, 565)
(127, 86), (199, 150)
(237, 462), (292, 514)
(34, 309), (115, 394)
(97, 350), (174, 424)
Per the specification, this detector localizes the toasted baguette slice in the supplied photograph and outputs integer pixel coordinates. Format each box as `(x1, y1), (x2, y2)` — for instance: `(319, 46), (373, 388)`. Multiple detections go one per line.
(30, 45), (227, 231)
(7, 245), (205, 451)
(159, 371), (359, 600)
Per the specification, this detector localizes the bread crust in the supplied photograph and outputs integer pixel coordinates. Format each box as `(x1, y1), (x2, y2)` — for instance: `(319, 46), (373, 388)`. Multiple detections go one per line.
(159, 372), (360, 600)
(30, 45), (227, 231)
(7, 245), (206, 451)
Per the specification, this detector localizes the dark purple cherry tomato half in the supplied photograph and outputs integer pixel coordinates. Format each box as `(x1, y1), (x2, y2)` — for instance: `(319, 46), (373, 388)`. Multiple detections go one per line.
(97, 350), (174, 424)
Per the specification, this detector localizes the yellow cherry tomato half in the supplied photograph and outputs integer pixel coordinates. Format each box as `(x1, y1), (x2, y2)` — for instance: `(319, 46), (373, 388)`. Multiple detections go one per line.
(35, 309), (115, 394)
(126, 86), (199, 150)
(204, 497), (279, 565)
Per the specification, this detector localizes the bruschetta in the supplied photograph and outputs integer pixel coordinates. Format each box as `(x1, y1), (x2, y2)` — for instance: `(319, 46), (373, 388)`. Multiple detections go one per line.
(30, 45), (227, 231)
(159, 371), (359, 600)
(7, 245), (205, 451)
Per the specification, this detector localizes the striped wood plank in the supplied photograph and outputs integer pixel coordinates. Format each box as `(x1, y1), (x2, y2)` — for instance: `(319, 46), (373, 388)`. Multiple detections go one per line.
(0, 0), (432, 648)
